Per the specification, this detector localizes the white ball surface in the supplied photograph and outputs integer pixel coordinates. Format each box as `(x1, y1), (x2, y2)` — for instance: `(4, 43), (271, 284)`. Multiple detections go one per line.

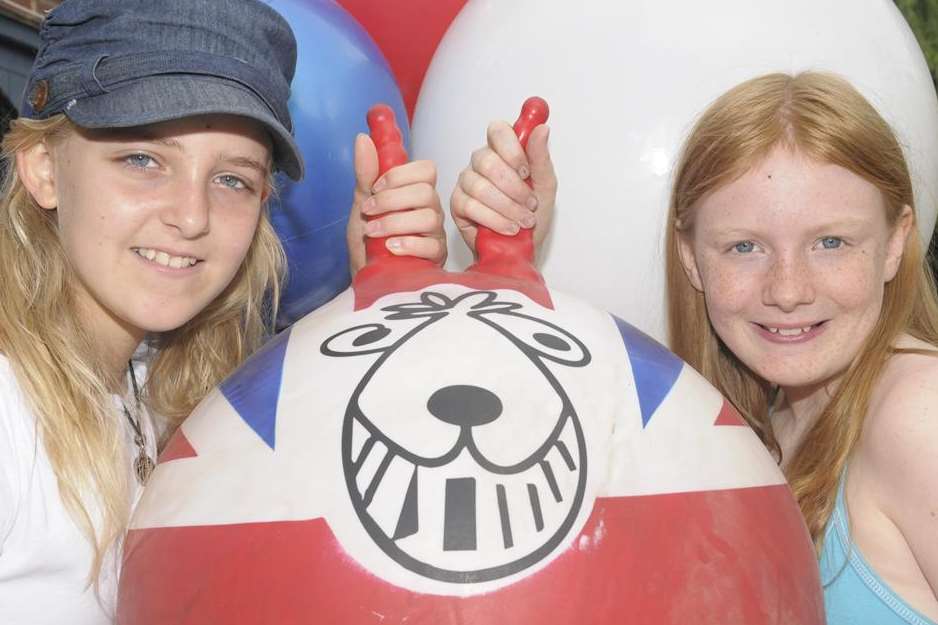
(412, 0), (938, 341)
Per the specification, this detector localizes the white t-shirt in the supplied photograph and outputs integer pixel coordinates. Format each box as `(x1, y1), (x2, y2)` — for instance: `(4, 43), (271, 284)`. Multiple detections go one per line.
(0, 354), (158, 625)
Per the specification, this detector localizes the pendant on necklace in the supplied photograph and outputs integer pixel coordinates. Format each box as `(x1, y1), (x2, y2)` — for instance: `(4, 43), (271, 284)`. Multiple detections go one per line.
(134, 450), (156, 485)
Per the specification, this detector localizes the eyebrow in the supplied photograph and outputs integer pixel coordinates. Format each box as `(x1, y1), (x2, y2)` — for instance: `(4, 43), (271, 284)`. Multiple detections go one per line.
(219, 154), (270, 175)
(815, 218), (869, 229)
(104, 131), (268, 171)
(99, 127), (271, 173)
(708, 217), (871, 239)
(103, 128), (183, 149)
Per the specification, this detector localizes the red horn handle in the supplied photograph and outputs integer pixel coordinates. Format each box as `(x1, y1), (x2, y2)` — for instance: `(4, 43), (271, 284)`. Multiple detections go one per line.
(513, 96), (549, 150)
(470, 96), (550, 282)
(363, 104), (410, 263)
(353, 103), (436, 297)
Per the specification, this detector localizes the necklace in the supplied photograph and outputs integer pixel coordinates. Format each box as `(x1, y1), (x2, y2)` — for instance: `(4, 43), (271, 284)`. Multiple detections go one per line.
(122, 360), (155, 485)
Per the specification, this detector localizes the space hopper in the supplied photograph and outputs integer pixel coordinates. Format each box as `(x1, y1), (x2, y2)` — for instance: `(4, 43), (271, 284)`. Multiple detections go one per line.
(118, 100), (825, 625)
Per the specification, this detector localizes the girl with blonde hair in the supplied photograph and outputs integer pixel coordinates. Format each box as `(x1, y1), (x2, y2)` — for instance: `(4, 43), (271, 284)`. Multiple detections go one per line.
(0, 1), (445, 623)
(456, 72), (938, 624)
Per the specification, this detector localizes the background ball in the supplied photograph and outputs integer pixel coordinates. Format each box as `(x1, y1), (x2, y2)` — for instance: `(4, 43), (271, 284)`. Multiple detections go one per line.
(412, 0), (938, 341)
(266, 0), (410, 328)
(336, 0), (467, 120)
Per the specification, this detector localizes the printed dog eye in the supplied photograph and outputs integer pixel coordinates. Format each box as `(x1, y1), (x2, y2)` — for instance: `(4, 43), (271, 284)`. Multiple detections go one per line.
(533, 332), (571, 352)
(353, 326), (392, 347)
(321, 323), (404, 356)
(474, 310), (590, 366)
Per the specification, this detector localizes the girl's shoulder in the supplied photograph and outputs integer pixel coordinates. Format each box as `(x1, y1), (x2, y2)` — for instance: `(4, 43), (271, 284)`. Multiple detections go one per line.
(855, 333), (938, 509)
(847, 336), (938, 623)
(875, 334), (938, 405)
(0, 353), (41, 541)
(863, 334), (938, 445)
(0, 351), (14, 384)
(0, 353), (39, 459)
(0, 353), (33, 429)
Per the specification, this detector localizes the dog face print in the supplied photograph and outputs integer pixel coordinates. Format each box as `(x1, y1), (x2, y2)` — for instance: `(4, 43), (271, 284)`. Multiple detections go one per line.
(322, 291), (591, 582)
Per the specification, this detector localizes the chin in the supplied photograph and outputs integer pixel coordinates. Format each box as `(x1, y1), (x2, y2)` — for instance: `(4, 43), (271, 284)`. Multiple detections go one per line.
(131, 309), (203, 334)
(755, 364), (840, 392)
(762, 372), (812, 389)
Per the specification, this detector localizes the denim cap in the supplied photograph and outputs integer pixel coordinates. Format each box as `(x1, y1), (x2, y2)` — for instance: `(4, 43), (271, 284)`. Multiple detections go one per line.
(21, 0), (304, 180)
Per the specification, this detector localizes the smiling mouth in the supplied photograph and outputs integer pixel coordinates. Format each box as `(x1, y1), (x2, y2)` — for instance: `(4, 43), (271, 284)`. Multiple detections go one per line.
(756, 321), (826, 336)
(133, 247), (200, 268)
(343, 405), (587, 583)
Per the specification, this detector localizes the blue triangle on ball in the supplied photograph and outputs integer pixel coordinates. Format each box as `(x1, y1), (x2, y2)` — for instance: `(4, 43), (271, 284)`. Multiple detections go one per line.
(611, 315), (683, 427)
(220, 327), (292, 450)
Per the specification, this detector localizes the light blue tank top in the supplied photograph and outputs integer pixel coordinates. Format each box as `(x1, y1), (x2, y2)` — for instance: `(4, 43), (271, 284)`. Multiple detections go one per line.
(820, 472), (937, 625)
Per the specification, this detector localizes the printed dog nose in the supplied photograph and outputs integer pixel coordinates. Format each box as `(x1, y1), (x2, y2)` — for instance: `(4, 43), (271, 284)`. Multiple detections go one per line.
(427, 384), (502, 427)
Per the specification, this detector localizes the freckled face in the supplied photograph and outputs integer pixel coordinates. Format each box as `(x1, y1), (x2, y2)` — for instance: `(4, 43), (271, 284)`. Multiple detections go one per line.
(49, 114), (272, 340)
(678, 147), (908, 391)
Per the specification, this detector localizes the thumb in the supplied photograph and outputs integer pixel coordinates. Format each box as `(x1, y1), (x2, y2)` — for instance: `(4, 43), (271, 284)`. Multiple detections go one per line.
(354, 133), (379, 194)
(525, 125), (556, 195)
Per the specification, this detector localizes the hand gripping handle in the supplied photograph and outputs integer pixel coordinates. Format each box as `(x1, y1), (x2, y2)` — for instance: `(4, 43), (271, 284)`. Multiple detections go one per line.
(364, 104), (410, 263)
(471, 96), (550, 280)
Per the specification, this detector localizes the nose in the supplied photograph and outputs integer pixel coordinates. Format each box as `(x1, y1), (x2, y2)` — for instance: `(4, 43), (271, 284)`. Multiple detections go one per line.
(427, 385), (502, 428)
(762, 252), (815, 312)
(160, 182), (210, 239)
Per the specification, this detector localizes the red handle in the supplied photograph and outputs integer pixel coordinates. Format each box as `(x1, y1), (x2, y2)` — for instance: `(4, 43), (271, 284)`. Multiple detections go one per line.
(364, 104), (409, 263)
(357, 98), (550, 289)
(470, 96), (550, 281)
(513, 96), (549, 152)
(368, 104), (409, 176)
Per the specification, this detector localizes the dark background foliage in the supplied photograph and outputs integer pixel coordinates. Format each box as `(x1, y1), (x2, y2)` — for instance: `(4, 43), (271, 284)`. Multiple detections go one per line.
(896, 0), (938, 89)
(894, 0), (938, 270)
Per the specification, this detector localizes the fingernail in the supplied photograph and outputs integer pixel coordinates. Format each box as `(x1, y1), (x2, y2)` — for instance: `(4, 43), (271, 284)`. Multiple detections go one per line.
(362, 197), (376, 214)
(365, 221), (381, 236)
(518, 165), (530, 180)
(386, 238), (402, 251)
(521, 214), (536, 229)
(372, 177), (387, 193)
(503, 223), (520, 235)
(526, 195), (538, 211)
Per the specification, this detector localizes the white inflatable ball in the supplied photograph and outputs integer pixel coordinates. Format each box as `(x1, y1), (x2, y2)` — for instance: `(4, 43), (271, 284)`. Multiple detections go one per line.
(412, 0), (938, 341)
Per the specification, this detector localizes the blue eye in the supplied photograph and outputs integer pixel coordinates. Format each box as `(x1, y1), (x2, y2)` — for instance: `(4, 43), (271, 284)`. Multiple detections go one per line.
(125, 153), (156, 169)
(820, 237), (843, 250)
(217, 174), (247, 190)
(733, 241), (755, 253)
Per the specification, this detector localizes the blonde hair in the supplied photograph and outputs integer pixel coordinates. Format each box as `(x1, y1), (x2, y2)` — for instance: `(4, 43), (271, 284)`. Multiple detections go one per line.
(0, 115), (285, 581)
(666, 72), (938, 550)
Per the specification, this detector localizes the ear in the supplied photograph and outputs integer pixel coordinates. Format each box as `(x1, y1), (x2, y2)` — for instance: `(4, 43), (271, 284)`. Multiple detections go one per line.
(883, 204), (913, 283)
(16, 140), (58, 210)
(676, 230), (704, 292)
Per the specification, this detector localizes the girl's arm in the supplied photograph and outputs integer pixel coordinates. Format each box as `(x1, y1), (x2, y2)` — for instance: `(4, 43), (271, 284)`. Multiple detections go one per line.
(864, 351), (938, 597)
(0, 369), (23, 551)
